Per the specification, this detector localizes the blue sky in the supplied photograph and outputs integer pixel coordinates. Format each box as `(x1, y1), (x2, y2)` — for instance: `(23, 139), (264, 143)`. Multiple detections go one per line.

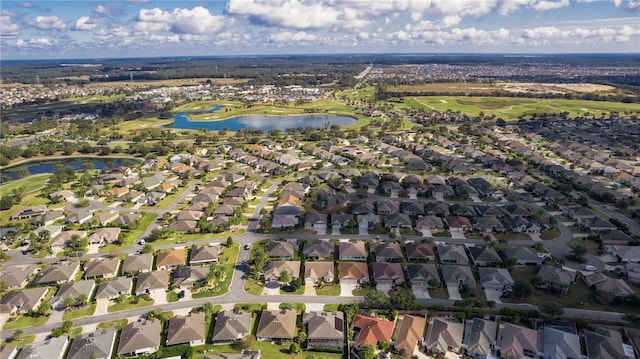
(1, 0), (639, 59)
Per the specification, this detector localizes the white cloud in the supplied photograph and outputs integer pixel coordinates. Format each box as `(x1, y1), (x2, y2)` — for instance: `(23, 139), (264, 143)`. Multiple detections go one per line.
(1, 13), (20, 37)
(15, 37), (53, 48)
(227, 0), (341, 29)
(71, 16), (98, 31)
(26, 16), (65, 30)
(529, 0), (570, 11)
(613, 0), (622, 7)
(94, 4), (111, 16)
(136, 6), (231, 35)
(627, 0), (640, 10)
(94, 26), (130, 42)
(270, 31), (318, 43)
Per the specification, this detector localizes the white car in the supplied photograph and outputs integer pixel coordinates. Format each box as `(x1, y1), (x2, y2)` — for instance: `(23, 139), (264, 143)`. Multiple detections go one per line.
(584, 265), (596, 271)
(139, 239), (146, 245)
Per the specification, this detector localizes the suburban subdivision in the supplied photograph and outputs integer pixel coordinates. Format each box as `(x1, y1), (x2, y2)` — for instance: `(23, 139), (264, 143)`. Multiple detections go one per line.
(1, 54), (639, 359)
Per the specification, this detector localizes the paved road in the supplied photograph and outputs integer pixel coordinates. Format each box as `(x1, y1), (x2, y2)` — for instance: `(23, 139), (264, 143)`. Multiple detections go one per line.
(589, 199), (640, 237)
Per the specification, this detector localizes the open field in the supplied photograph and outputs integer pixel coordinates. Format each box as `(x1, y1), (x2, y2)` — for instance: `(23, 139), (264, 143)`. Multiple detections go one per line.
(0, 173), (50, 194)
(388, 82), (617, 95)
(3, 94), (126, 120)
(400, 96), (640, 119)
(85, 77), (250, 87)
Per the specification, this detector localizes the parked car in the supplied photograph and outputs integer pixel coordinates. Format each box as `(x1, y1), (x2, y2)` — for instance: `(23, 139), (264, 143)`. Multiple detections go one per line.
(243, 244), (251, 250)
(585, 265), (597, 271)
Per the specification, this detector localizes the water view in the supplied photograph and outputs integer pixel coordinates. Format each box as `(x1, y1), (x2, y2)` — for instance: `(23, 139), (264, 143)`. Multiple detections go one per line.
(165, 106), (356, 131)
(1, 157), (141, 182)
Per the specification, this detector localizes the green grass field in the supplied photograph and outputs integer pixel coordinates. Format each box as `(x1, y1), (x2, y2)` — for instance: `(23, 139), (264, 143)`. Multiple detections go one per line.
(107, 296), (154, 313)
(3, 315), (49, 330)
(400, 96), (640, 119)
(0, 173), (49, 194)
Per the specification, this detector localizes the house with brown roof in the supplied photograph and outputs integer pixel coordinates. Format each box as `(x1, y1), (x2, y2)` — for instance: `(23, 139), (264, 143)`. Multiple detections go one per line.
(3, 265), (36, 289)
(190, 245), (221, 264)
(33, 262), (80, 285)
(117, 319), (161, 356)
(87, 227), (121, 245)
(267, 241), (296, 259)
(121, 253), (153, 275)
(304, 262), (334, 283)
(302, 240), (334, 260)
(371, 262), (405, 286)
(496, 323), (539, 359)
(351, 314), (395, 348)
(304, 311), (344, 350)
(135, 270), (169, 295)
(256, 309), (297, 341)
(405, 242), (435, 262)
(94, 277), (132, 301)
(371, 242), (403, 262)
(0, 286), (49, 314)
(173, 266), (209, 288)
(167, 312), (206, 346)
(83, 258), (120, 279)
(264, 261), (301, 283)
(339, 241), (367, 261)
(156, 248), (187, 270)
(445, 216), (472, 233)
(394, 315), (427, 355)
(424, 318), (464, 355)
(211, 310), (252, 343)
(338, 262), (369, 285)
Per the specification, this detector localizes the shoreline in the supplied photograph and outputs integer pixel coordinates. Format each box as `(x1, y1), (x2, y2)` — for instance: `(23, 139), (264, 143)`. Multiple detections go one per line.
(0, 155), (142, 171)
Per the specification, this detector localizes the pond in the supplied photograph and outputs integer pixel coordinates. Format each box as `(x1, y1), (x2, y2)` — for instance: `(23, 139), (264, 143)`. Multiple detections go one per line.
(1, 157), (142, 182)
(164, 105), (356, 131)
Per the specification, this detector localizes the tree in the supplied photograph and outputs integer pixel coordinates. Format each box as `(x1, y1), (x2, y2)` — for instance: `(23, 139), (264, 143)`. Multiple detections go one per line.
(570, 244), (587, 262)
(539, 302), (564, 317)
(294, 330), (307, 344)
(358, 343), (376, 359)
(226, 236), (233, 247)
(34, 302), (51, 316)
(10, 329), (24, 343)
(279, 270), (291, 284)
(389, 287), (417, 310)
(141, 243), (154, 254)
(77, 294), (88, 306)
(289, 342), (300, 354)
(364, 289), (389, 308)
(63, 296), (76, 308)
(512, 280), (533, 300)
(0, 280), (8, 293)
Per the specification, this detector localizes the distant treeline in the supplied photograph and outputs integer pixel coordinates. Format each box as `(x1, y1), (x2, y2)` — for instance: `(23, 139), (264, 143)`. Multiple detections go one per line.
(379, 89), (640, 103)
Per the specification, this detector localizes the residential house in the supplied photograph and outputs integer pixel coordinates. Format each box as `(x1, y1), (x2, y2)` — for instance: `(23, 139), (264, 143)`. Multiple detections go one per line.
(468, 247), (503, 267)
(50, 280), (95, 309)
(508, 218), (542, 234)
(496, 323), (538, 359)
(424, 319), (464, 355)
(0, 344), (17, 359)
(385, 213), (412, 230)
(267, 241), (296, 259)
(135, 270), (169, 295)
(87, 228), (121, 245)
(11, 205), (47, 220)
(3, 265), (36, 290)
(33, 262), (80, 285)
(542, 326), (582, 359)
(117, 319), (161, 356)
(394, 315), (427, 355)
(167, 220), (198, 233)
(156, 248), (187, 270)
(377, 200), (400, 215)
(16, 337), (68, 359)
(451, 204), (476, 217)
(67, 330), (117, 359)
(463, 318), (498, 359)
(211, 311), (252, 343)
(473, 217), (506, 233)
(190, 245), (221, 264)
(407, 264), (440, 290)
(416, 216), (445, 235)
(351, 314), (395, 348)
(479, 268), (514, 293)
(302, 240), (334, 260)
(83, 258), (120, 279)
(264, 261), (301, 283)
(441, 265), (476, 289)
(405, 242), (435, 262)
(475, 205), (505, 218)
(94, 277), (133, 301)
(339, 241), (367, 261)
(583, 273), (634, 303)
(92, 211), (119, 225)
(173, 266), (209, 288)
(537, 265), (576, 293)
(167, 313), (206, 346)
(425, 202), (450, 217)
(503, 247), (543, 265)
(502, 204), (531, 219)
(437, 245), (469, 265)
(445, 216), (472, 233)
(304, 262), (334, 283)
(303, 311), (345, 350)
(304, 212), (328, 233)
(585, 327), (634, 359)
(371, 262), (405, 286)
(338, 262), (370, 285)
(371, 242), (403, 262)
(256, 309), (297, 341)
(121, 253), (153, 275)
(579, 217), (616, 232)
(608, 245), (640, 263)
(0, 287), (49, 314)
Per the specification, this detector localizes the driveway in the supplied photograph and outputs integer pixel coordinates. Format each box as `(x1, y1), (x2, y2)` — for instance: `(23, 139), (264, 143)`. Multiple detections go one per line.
(148, 289), (167, 305)
(446, 285), (462, 300)
(450, 232), (466, 239)
(332, 226), (341, 235)
(303, 281), (317, 296)
(376, 284), (392, 294)
(412, 285), (431, 299)
(95, 299), (109, 315)
(340, 283), (357, 297)
(263, 281), (280, 295)
(484, 289), (503, 303)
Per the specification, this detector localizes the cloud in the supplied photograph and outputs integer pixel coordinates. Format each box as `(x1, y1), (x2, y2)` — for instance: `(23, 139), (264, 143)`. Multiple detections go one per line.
(94, 4), (110, 16)
(15, 37), (54, 48)
(18, 2), (35, 8)
(136, 6), (232, 35)
(529, 0), (570, 11)
(520, 25), (636, 44)
(627, 0), (640, 10)
(270, 31), (318, 43)
(1, 13), (20, 37)
(26, 15), (65, 30)
(227, 0), (341, 30)
(71, 16), (98, 31)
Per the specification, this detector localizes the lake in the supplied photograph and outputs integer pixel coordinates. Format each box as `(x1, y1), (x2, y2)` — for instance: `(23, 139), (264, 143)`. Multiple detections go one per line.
(1, 157), (141, 182)
(164, 105), (356, 131)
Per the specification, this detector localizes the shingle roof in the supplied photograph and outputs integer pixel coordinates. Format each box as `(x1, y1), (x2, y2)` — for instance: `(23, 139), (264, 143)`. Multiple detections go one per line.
(121, 253), (154, 274)
(394, 315), (427, 353)
(304, 311), (344, 341)
(166, 312), (206, 345)
(94, 277), (133, 300)
(351, 314), (395, 348)
(211, 310), (252, 342)
(424, 319), (464, 354)
(67, 330), (116, 359)
(117, 319), (161, 355)
(256, 309), (297, 340)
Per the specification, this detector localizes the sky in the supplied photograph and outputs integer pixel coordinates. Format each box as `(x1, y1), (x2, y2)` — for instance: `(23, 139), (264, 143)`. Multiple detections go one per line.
(1, 0), (639, 59)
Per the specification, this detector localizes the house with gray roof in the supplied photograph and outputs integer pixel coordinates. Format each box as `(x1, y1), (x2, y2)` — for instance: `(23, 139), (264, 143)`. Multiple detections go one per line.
(468, 247), (503, 267)
(94, 277), (132, 301)
(479, 268), (514, 293)
(267, 241), (296, 259)
(67, 330), (116, 359)
(423, 318), (464, 355)
(16, 337), (68, 359)
(585, 327), (634, 359)
(437, 245), (469, 265)
(371, 262), (405, 286)
(117, 319), (161, 356)
(537, 265), (576, 293)
(32, 261), (80, 285)
(173, 266), (209, 288)
(50, 279), (95, 309)
(371, 242), (403, 262)
(190, 245), (221, 264)
(135, 270), (169, 295)
(211, 310), (252, 343)
(503, 247), (543, 265)
(0, 286), (49, 314)
(463, 318), (497, 359)
(167, 312), (206, 346)
(407, 264), (440, 289)
(256, 309), (297, 341)
(302, 240), (334, 260)
(542, 326), (583, 359)
(496, 323), (539, 359)
(303, 311), (344, 350)
(121, 253), (153, 275)
(3, 265), (36, 289)
(83, 257), (120, 279)
(441, 265), (476, 289)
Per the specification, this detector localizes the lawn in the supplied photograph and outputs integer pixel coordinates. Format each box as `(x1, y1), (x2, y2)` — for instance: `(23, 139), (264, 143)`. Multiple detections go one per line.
(399, 96), (640, 119)
(323, 304), (340, 311)
(244, 280), (265, 296)
(2, 335), (35, 348)
(316, 284), (340, 296)
(99, 212), (157, 253)
(3, 315), (49, 330)
(167, 291), (180, 303)
(152, 230), (245, 246)
(62, 304), (96, 320)
(0, 173), (50, 193)
(107, 296), (154, 313)
(540, 228), (561, 240)
(569, 238), (600, 256)
(429, 288), (450, 300)
(191, 342), (343, 359)
(96, 319), (128, 330)
(192, 242), (239, 298)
